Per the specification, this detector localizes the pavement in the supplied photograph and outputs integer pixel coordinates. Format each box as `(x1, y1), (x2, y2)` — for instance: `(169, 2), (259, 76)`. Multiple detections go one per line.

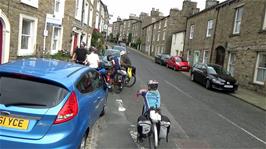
(129, 47), (266, 111)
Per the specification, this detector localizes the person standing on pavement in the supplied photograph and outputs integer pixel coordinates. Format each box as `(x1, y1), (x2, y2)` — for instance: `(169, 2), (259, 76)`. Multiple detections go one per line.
(72, 42), (88, 64)
(85, 46), (100, 69)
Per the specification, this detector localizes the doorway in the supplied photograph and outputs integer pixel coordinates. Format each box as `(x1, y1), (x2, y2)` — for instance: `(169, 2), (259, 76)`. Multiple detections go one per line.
(73, 33), (78, 52)
(215, 46), (226, 66)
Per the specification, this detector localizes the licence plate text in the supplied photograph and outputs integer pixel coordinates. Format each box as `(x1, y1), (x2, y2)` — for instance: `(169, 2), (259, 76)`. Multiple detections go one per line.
(0, 115), (29, 130)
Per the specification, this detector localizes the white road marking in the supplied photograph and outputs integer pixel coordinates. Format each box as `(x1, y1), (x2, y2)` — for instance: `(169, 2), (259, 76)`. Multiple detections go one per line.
(165, 79), (266, 145)
(116, 99), (126, 112)
(216, 112), (266, 145)
(164, 80), (194, 99)
(160, 104), (189, 139)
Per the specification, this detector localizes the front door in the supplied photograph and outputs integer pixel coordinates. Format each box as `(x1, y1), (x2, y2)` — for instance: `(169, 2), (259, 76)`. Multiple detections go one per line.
(215, 47), (225, 66)
(0, 21), (3, 64)
(73, 33), (78, 52)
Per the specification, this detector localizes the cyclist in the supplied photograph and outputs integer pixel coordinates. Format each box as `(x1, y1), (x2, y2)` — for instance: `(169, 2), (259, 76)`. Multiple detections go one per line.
(85, 46), (100, 68)
(120, 50), (132, 68)
(137, 80), (161, 114)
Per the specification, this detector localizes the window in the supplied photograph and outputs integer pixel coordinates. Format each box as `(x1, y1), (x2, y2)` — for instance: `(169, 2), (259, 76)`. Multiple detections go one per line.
(163, 31), (166, 40)
(75, 0), (82, 20)
(233, 7), (244, 34)
(189, 25), (195, 39)
(83, 1), (89, 24)
(157, 33), (160, 41)
(206, 20), (213, 37)
(54, 0), (65, 17)
(90, 71), (103, 89)
(55, 0), (60, 13)
(18, 14), (38, 56)
(51, 27), (62, 54)
(0, 75), (68, 108)
(164, 19), (167, 27)
(263, 9), (266, 30)
(254, 53), (266, 85)
(89, 7), (93, 27)
(21, 0), (39, 8)
(203, 50), (209, 64)
(227, 52), (236, 76)
(77, 72), (94, 93)
(159, 21), (161, 29)
(95, 13), (99, 28)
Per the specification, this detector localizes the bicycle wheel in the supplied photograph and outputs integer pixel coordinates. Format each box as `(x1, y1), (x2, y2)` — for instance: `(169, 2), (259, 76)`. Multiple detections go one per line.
(149, 124), (158, 149)
(125, 75), (136, 87)
(153, 124), (158, 148)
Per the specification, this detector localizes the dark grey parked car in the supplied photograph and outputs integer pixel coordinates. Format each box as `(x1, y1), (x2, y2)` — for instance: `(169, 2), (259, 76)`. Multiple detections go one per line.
(154, 54), (170, 65)
(191, 63), (238, 92)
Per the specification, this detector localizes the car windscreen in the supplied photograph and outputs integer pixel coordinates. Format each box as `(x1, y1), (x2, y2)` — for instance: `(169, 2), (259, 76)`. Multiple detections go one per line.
(0, 75), (68, 108)
(176, 57), (183, 62)
(207, 66), (217, 74)
(113, 46), (125, 52)
(104, 49), (120, 57)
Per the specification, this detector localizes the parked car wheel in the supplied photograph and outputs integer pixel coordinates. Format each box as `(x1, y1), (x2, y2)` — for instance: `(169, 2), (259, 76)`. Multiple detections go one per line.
(206, 80), (212, 89)
(191, 74), (195, 81)
(173, 67), (176, 71)
(100, 105), (106, 117)
(79, 132), (88, 149)
(166, 64), (169, 68)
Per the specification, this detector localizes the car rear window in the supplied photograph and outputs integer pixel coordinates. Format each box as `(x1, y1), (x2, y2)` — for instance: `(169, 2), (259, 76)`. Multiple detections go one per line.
(0, 75), (68, 108)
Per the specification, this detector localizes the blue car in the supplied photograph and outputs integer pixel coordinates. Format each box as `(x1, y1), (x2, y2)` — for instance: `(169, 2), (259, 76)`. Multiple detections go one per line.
(0, 58), (108, 149)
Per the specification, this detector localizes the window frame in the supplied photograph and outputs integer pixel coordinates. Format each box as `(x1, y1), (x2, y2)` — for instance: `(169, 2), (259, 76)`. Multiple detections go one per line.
(202, 50), (209, 64)
(189, 24), (195, 39)
(206, 20), (213, 37)
(263, 8), (266, 30)
(254, 52), (266, 85)
(18, 14), (38, 56)
(50, 26), (63, 54)
(76, 71), (95, 94)
(227, 52), (236, 77)
(233, 7), (244, 34)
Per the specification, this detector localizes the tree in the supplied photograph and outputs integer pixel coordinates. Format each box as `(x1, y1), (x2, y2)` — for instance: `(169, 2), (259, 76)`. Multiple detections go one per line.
(136, 37), (142, 50)
(91, 29), (105, 54)
(128, 33), (132, 45)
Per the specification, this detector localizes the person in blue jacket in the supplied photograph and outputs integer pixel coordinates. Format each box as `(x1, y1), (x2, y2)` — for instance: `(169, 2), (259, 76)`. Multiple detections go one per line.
(137, 80), (161, 114)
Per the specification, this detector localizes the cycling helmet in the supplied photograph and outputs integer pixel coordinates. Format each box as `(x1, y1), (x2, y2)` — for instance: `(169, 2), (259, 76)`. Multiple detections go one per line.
(107, 55), (113, 61)
(120, 50), (126, 56)
(147, 80), (159, 90)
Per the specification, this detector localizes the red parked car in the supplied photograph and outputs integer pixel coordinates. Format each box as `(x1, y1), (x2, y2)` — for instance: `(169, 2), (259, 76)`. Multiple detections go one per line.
(166, 56), (190, 72)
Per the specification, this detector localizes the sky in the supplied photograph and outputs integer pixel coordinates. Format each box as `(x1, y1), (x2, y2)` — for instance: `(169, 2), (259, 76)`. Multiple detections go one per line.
(102, 0), (226, 23)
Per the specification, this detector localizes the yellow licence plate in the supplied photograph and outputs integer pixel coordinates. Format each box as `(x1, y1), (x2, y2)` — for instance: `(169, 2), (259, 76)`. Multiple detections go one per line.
(127, 68), (132, 78)
(0, 115), (29, 130)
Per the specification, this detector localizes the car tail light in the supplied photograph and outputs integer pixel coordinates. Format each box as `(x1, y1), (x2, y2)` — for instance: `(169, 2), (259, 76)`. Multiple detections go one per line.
(54, 92), (78, 124)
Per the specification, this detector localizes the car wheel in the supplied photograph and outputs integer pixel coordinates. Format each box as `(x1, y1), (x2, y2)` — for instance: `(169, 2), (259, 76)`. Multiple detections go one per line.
(191, 74), (195, 81)
(79, 132), (88, 149)
(206, 80), (211, 89)
(166, 64), (169, 68)
(100, 105), (106, 117)
(160, 61), (162, 65)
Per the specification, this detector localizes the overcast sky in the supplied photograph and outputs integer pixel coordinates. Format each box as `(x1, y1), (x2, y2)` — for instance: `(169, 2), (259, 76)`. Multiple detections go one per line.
(102, 0), (225, 23)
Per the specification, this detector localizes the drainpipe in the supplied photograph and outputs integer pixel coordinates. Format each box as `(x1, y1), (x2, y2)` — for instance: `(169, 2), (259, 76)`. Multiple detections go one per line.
(210, 7), (220, 63)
